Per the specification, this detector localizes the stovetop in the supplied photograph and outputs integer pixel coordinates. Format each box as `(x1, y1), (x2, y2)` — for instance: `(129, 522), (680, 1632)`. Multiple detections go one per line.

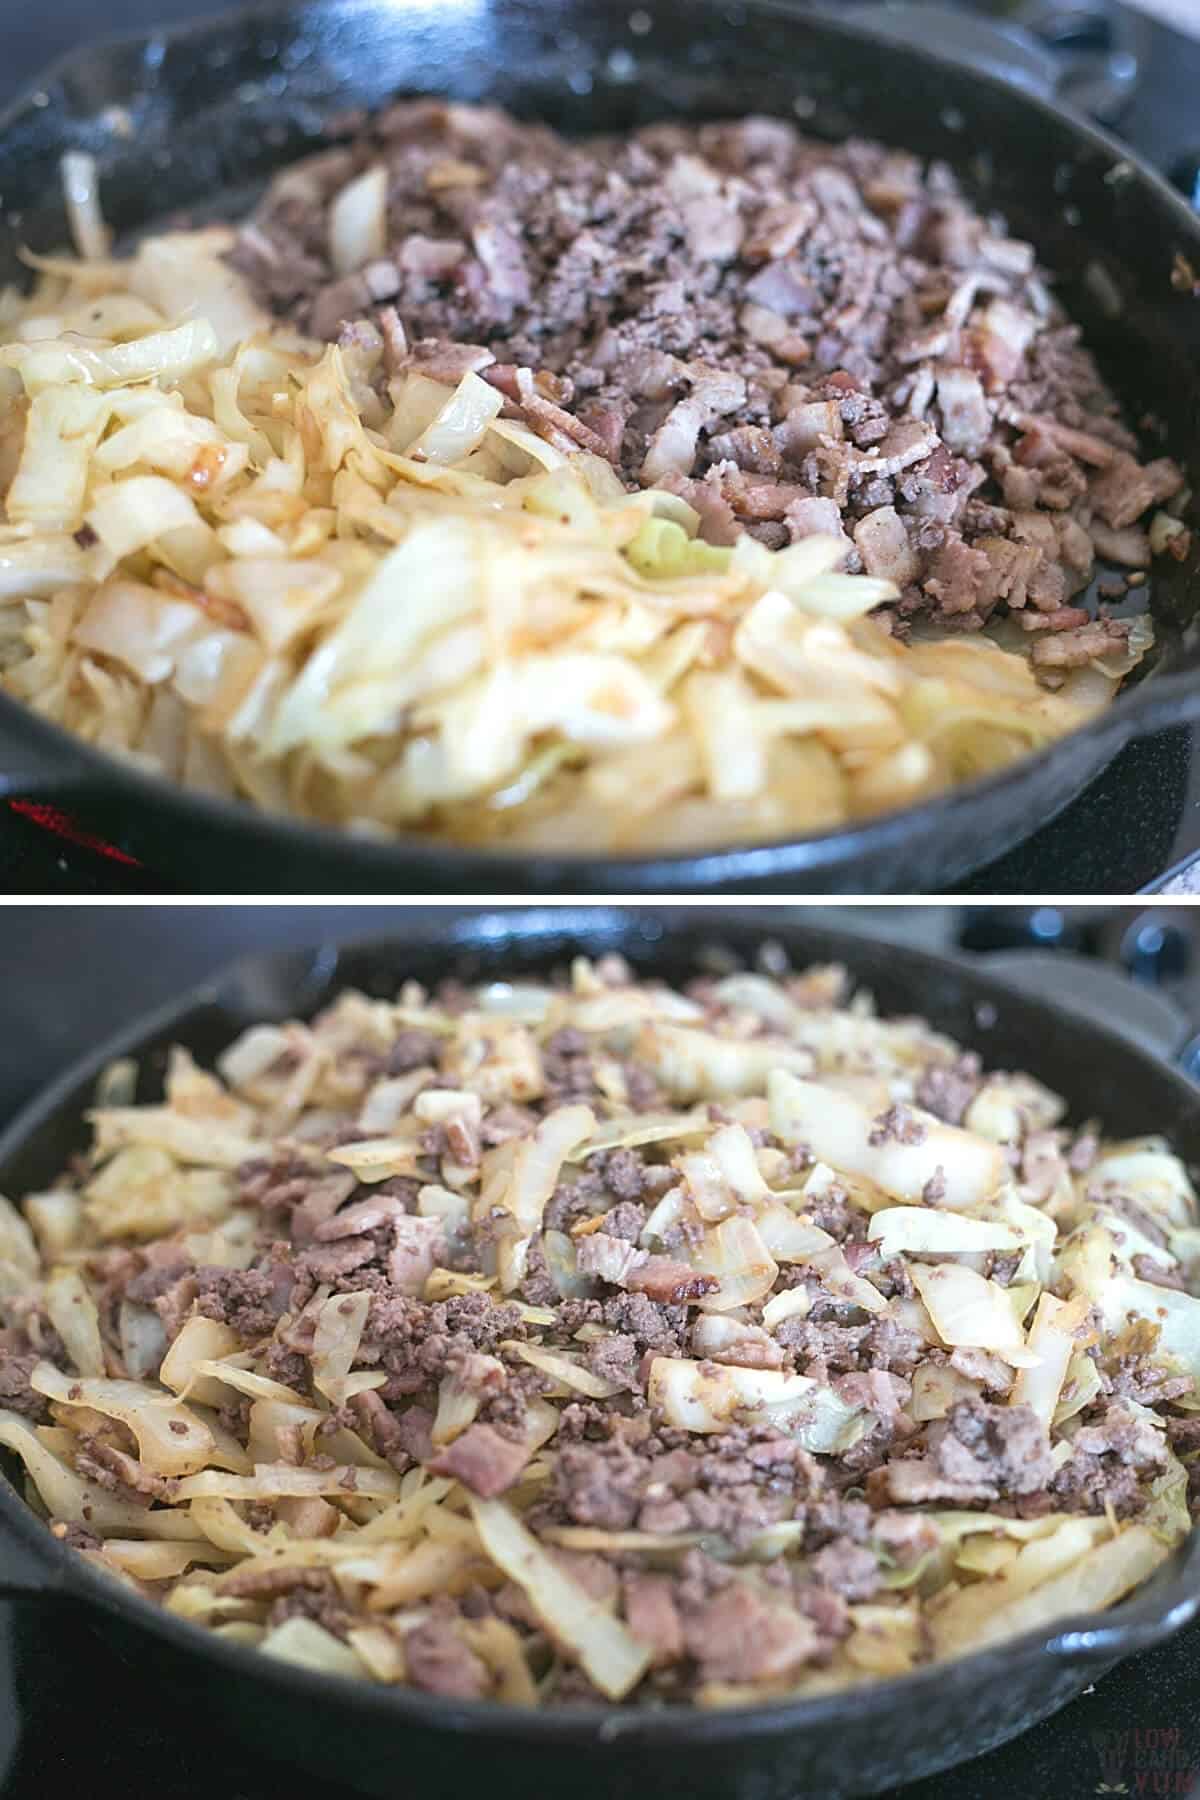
(0, 2), (1198, 891)
(2, 901), (1200, 1798)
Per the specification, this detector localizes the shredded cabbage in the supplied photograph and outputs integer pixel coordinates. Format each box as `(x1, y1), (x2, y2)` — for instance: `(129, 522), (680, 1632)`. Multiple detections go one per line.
(0, 227), (1147, 852)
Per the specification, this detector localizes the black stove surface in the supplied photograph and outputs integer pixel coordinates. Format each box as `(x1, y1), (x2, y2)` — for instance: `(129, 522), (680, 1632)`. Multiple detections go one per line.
(1, 902), (1200, 1798)
(0, 2), (1198, 892)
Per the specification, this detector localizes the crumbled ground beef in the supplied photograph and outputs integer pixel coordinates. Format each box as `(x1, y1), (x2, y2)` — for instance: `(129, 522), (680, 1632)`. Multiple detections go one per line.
(1051, 1402), (1168, 1518)
(405, 1611), (490, 1699)
(0, 1349), (49, 1422)
(266, 1573), (351, 1639)
(194, 1264), (295, 1339)
(232, 103), (1180, 641)
(552, 1423), (820, 1549)
(596, 1148), (648, 1202)
(876, 1398), (1053, 1505)
(542, 1028), (597, 1103)
(914, 1054), (982, 1126)
(586, 1332), (643, 1393)
(385, 1030), (444, 1074)
(867, 1105), (926, 1147)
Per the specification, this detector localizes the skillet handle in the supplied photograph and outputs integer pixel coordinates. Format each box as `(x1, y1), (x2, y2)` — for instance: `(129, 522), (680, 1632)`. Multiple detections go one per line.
(1042, 1518), (1200, 1663)
(1046, 1577), (1200, 1663)
(825, 0), (1140, 118)
(973, 948), (1197, 1071)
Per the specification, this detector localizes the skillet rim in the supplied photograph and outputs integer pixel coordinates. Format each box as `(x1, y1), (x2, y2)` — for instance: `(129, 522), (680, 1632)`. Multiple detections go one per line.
(0, 0), (1198, 883)
(2, 904), (1200, 1742)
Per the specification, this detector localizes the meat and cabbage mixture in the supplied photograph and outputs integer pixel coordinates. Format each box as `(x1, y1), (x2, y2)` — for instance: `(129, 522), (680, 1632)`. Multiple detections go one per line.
(1, 954), (1197, 1706)
(235, 103), (1190, 641)
(0, 104), (1188, 849)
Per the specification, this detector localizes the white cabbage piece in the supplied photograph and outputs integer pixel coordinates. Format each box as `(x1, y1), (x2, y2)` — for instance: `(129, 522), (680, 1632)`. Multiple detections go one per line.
(43, 1268), (106, 1377)
(1096, 1272), (1200, 1378)
(769, 1070), (1003, 1209)
(328, 165), (388, 277)
(635, 1023), (813, 1103)
(1010, 1293), (1093, 1425)
(1087, 1144), (1197, 1233)
(310, 1291), (373, 1405)
(30, 1363), (214, 1477)
(7, 387), (111, 530)
(478, 1104), (595, 1291)
(907, 1264), (1038, 1366)
(0, 1411), (199, 1537)
(930, 1524), (1169, 1659)
(469, 1496), (651, 1700)
(2, 318), (220, 392)
(964, 1073), (1066, 1144)
(648, 1356), (866, 1452)
(689, 1215), (779, 1311)
(867, 1207), (1022, 1259)
(504, 1340), (623, 1400)
(260, 1617), (369, 1679)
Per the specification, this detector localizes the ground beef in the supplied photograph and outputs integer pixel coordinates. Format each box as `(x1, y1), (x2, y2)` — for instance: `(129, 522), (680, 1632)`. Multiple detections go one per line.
(600, 1201), (648, 1242)
(622, 1062), (666, 1112)
(808, 1538), (882, 1600)
(877, 1398), (1053, 1504)
(194, 1264), (295, 1339)
(867, 1104), (926, 1147)
(404, 1613), (490, 1698)
(555, 1439), (646, 1530)
(681, 1577), (819, 1683)
(541, 1028), (596, 1103)
(0, 1350), (49, 1422)
(600, 1291), (688, 1353)
(597, 1148), (648, 1202)
(553, 1424), (818, 1549)
(49, 1521), (102, 1552)
(428, 1421), (532, 1496)
(622, 1572), (684, 1665)
(517, 1235), (563, 1307)
(232, 103), (1180, 638)
(544, 1171), (607, 1234)
(266, 1573), (351, 1639)
(801, 1183), (862, 1241)
(586, 1333), (643, 1392)
(914, 1054), (982, 1126)
(1051, 1402), (1168, 1518)
(385, 1030), (443, 1074)
(75, 1436), (178, 1506)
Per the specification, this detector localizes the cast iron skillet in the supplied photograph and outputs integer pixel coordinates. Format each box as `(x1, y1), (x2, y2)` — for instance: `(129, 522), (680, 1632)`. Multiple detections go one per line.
(1, 907), (1200, 1798)
(0, 0), (1198, 893)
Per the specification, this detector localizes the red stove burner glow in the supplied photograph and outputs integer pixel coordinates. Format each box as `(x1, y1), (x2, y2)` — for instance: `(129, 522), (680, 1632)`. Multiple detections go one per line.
(6, 801), (141, 867)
